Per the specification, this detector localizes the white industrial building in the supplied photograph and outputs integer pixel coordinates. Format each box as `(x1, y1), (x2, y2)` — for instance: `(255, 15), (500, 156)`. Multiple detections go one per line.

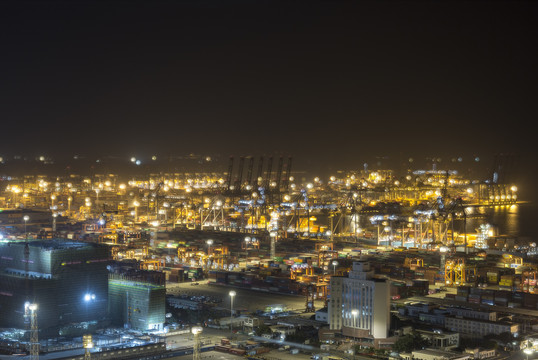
(328, 260), (391, 348)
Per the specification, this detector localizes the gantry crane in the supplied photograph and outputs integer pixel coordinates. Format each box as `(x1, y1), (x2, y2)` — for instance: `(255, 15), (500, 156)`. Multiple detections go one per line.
(444, 258), (476, 286)
(304, 284), (316, 313)
(404, 257), (424, 270)
(140, 259), (164, 271)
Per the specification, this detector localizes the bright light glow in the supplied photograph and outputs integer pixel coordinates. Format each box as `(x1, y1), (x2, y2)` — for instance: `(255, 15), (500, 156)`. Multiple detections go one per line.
(229, 290), (236, 297)
(84, 293), (96, 302)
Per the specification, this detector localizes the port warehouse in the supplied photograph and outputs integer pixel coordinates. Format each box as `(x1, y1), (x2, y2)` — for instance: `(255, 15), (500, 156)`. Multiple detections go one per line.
(52, 343), (217, 360)
(0, 239), (166, 337)
(0, 240), (109, 337)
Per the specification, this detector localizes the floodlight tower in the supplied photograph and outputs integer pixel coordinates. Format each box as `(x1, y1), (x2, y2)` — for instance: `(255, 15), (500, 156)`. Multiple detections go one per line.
(23, 215), (31, 329)
(191, 326), (203, 360)
(25, 302), (39, 360)
(83, 334), (93, 360)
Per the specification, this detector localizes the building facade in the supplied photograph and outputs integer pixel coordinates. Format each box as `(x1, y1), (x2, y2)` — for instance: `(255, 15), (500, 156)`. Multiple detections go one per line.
(329, 260), (390, 345)
(108, 273), (165, 332)
(444, 316), (519, 338)
(0, 240), (109, 337)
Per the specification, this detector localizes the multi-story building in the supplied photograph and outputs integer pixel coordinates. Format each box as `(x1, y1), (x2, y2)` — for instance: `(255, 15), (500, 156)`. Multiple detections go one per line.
(444, 307), (497, 322)
(108, 267), (166, 332)
(329, 260), (390, 347)
(0, 240), (109, 337)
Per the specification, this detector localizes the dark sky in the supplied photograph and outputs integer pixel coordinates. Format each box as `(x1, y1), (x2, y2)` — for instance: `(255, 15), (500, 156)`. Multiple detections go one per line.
(1, 0), (537, 177)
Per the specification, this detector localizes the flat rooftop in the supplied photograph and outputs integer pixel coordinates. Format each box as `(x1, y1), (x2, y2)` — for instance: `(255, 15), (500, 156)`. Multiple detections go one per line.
(2, 239), (100, 251)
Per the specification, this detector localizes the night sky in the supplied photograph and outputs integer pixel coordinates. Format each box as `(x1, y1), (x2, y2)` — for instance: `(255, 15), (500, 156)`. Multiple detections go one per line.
(1, 0), (537, 183)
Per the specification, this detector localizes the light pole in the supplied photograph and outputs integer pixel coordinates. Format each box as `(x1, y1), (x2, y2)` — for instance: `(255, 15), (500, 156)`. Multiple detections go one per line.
(351, 309), (358, 360)
(191, 326), (203, 360)
(229, 290), (236, 335)
(95, 189), (100, 210)
(52, 213), (57, 233)
(133, 200), (140, 222)
(244, 236), (250, 254)
(23, 215), (30, 240)
(525, 348), (533, 360)
(206, 239), (213, 271)
(83, 334), (93, 360)
(332, 260), (338, 275)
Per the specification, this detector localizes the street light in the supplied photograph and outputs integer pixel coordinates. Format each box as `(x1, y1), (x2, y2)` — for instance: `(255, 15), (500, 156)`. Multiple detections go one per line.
(229, 290), (236, 335)
(525, 348), (533, 360)
(332, 260), (338, 275)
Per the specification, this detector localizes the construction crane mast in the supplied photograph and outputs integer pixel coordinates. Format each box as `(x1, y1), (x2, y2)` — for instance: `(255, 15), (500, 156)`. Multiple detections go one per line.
(283, 156), (292, 191)
(265, 156), (273, 189)
(234, 156), (245, 191)
(246, 156), (254, 188)
(255, 156), (264, 188)
(226, 156), (234, 191)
